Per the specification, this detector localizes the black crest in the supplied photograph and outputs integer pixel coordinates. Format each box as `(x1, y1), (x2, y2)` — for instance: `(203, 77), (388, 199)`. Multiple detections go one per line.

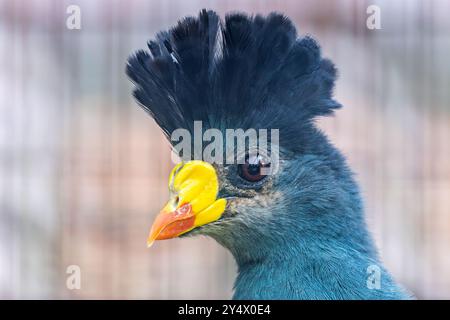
(126, 9), (341, 148)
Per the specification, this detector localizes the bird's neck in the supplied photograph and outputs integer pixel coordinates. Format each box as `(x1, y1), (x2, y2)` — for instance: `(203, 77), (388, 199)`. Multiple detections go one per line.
(231, 239), (358, 299)
(228, 229), (407, 299)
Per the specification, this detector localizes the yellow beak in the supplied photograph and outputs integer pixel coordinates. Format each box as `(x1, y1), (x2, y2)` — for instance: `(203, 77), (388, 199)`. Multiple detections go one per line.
(147, 160), (227, 247)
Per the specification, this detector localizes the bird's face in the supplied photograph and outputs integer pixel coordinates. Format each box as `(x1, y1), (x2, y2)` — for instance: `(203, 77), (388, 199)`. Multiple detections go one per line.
(147, 150), (285, 248)
(147, 137), (354, 256)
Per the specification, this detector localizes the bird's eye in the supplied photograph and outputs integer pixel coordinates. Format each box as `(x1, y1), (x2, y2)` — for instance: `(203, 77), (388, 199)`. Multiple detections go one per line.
(238, 154), (271, 182)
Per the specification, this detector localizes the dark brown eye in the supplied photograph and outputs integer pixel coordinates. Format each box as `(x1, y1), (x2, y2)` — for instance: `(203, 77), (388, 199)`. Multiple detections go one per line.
(238, 154), (271, 182)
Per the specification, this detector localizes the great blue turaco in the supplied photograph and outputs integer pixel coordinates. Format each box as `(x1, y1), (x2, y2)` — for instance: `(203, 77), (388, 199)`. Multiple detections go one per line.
(126, 9), (412, 299)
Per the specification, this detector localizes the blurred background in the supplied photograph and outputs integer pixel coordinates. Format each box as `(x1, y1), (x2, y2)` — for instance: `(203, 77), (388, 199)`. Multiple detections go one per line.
(0, 0), (449, 299)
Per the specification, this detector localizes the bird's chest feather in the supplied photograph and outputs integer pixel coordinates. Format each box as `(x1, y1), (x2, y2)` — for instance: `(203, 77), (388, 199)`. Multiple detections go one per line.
(233, 259), (342, 299)
(232, 254), (411, 300)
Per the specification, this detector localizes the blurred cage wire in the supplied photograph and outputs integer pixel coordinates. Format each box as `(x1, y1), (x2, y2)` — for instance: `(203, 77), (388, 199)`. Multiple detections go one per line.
(0, 0), (449, 299)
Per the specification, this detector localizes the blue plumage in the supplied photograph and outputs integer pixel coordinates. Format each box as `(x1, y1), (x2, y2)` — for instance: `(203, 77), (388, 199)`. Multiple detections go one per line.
(127, 9), (412, 299)
(126, 10), (340, 151)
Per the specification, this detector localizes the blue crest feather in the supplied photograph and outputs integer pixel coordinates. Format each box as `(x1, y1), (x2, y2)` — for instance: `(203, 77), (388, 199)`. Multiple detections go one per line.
(126, 9), (341, 149)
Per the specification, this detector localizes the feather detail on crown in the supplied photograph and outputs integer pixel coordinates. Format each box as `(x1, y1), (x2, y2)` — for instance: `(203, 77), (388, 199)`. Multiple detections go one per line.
(127, 9), (341, 149)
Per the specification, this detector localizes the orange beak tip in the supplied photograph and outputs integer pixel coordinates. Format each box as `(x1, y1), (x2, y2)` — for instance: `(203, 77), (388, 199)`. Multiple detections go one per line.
(147, 204), (195, 246)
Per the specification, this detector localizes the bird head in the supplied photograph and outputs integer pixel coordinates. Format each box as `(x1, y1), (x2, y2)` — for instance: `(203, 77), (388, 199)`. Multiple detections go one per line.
(127, 10), (367, 261)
